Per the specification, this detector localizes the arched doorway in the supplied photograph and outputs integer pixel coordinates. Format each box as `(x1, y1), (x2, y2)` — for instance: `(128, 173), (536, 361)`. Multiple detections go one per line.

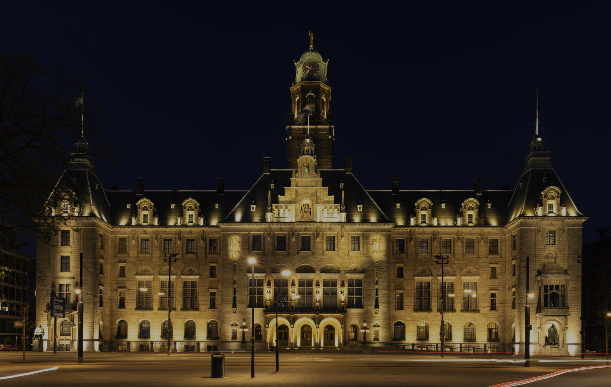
(301, 325), (312, 346)
(323, 325), (335, 347)
(254, 324), (262, 341)
(349, 325), (358, 342)
(278, 325), (289, 346)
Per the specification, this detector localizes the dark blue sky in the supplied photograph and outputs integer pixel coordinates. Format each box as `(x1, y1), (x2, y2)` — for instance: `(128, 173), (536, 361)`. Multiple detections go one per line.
(4, 1), (609, 242)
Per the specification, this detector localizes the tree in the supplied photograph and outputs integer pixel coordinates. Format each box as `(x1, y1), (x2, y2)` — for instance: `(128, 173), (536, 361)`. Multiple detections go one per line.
(0, 51), (119, 245)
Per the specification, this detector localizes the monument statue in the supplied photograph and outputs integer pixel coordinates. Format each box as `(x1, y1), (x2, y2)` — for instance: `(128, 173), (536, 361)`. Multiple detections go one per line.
(545, 324), (559, 346)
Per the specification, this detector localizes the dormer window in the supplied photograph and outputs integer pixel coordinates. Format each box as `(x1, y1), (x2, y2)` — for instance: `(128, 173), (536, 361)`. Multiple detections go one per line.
(420, 213), (427, 224)
(181, 199), (201, 226)
(357, 205), (363, 212)
(137, 200), (154, 226)
(541, 186), (561, 217)
(251, 205), (256, 212)
(467, 213), (473, 224)
(547, 203), (554, 214)
(62, 203), (69, 214)
(143, 213), (149, 224)
(461, 199), (480, 226)
(188, 213), (194, 224)
(415, 198), (433, 226)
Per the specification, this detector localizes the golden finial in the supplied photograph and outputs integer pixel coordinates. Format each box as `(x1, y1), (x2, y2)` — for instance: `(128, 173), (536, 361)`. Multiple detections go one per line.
(309, 30), (314, 49)
(304, 139), (309, 154)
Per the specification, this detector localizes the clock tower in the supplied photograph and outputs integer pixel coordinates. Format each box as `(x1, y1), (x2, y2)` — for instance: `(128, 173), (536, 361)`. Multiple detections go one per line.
(286, 32), (334, 169)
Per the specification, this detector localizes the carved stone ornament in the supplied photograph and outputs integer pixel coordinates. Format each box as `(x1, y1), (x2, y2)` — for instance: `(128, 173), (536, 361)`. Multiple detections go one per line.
(300, 203), (312, 220)
(372, 238), (382, 252)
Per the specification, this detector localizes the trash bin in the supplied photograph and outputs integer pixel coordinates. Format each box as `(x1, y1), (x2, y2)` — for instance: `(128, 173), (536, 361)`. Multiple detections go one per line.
(211, 353), (225, 378)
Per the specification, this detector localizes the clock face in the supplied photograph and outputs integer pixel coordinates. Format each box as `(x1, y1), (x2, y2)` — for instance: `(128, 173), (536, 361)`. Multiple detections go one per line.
(302, 60), (319, 77)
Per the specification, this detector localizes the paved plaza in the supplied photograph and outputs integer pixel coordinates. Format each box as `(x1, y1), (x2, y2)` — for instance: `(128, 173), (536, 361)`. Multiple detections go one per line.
(0, 352), (610, 386)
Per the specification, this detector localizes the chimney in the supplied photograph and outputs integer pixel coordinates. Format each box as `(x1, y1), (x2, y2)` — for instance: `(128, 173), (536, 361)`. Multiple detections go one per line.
(345, 157), (353, 173)
(263, 157), (271, 174)
(392, 178), (399, 196)
(217, 178), (224, 195)
(474, 178), (483, 195)
(136, 178), (145, 196)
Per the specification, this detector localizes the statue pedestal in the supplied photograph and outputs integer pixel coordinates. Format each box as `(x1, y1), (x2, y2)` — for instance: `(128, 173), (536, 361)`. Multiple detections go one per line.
(33, 339), (44, 352)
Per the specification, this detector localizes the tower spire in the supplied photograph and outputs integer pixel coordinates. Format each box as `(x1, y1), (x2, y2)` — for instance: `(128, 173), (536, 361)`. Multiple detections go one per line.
(535, 87), (539, 136)
(309, 30), (314, 51)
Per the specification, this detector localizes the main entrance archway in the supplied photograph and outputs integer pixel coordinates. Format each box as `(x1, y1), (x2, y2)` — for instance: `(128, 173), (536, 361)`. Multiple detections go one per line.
(278, 325), (289, 346)
(301, 325), (312, 346)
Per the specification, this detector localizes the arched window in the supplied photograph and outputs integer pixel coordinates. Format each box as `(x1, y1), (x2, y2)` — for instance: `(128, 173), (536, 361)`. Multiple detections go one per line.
(185, 320), (196, 339)
(443, 321), (452, 341)
(60, 320), (71, 336)
(162, 320), (173, 339)
(487, 322), (499, 342)
(349, 325), (359, 341)
(116, 320), (127, 339)
(301, 325), (312, 346)
(207, 320), (219, 339)
(393, 322), (405, 340)
(417, 321), (429, 341)
(464, 322), (476, 342)
(139, 320), (150, 338)
(254, 324), (262, 341)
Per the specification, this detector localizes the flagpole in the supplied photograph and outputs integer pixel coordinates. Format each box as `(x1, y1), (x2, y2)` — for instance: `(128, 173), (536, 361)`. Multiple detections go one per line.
(535, 87), (538, 136)
(81, 92), (84, 138)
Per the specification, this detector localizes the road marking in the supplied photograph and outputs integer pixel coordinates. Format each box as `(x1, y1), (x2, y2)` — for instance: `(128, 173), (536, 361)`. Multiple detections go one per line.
(0, 367), (59, 380)
(489, 365), (611, 387)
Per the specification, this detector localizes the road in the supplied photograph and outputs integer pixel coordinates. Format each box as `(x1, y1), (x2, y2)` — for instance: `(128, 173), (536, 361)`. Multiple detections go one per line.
(0, 352), (609, 386)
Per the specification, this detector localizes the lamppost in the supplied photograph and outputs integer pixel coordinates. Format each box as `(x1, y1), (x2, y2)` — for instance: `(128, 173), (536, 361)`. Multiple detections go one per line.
(240, 319), (248, 346)
(525, 256), (532, 368)
(75, 252), (84, 364)
(275, 270), (291, 372)
(164, 253), (178, 355)
(360, 320), (369, 345)
(606, 312), (611, 364)
(435, 255), (449, 357)
(248, 257), (256, 378)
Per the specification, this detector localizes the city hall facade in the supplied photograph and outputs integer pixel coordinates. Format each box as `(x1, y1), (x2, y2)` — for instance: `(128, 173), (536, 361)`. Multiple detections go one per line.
(36, 40), (585, 355)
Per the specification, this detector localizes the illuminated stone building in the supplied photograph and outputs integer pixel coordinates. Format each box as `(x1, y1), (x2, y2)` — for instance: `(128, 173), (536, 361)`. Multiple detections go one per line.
(36, 38), (585, 355)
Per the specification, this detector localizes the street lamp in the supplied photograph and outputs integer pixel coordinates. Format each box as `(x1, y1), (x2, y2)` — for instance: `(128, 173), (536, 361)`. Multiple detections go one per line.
(248, 257), (256, 378)
(275, 269), (291, 372)
(525, 256), (532, 367)
(435, 255), (449, 357)
(606, 312), (611, 364)
(360, 320), (369, 345)
(164, 253), (179, 355)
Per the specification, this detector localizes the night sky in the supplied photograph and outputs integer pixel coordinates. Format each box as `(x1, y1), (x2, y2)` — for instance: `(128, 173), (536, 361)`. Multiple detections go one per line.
(4, 2), (609, 243)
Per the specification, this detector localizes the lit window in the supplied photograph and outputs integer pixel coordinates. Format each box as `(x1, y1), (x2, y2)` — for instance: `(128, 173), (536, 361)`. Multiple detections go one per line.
(326, 236), (335, 251)
(188, 213), (194, 224)
(60, 320), (71, 336)
(462, 282), (477, 311)
(544, 284), (566, 307)
(420, 213), (427, 224)
(142, 213), (149, 224)
(297, 279), (313, 309)
(350, 236), (360, 251)
(547, 203), (554, 214)
(139, 320), (150, 338)
(546, 231), (556, 245)
(137, 281), (151, 309)
(417, 321), (429, 340)
(249, 279), (265, 308)
(464, 322), (476, 341)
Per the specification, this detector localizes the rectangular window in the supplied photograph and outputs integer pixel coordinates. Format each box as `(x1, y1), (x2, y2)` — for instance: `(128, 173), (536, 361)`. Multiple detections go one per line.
(59, 284), (71, 303)
(249, 278), (264, 308)
(231, 328), (237, 340)
(442, 238), (452, 254)
(60, 256), (70, 272)
(137, 280), (152, 309)
(489, 239), (499, 254)
(512, 262), (516, 276)
(543, 284), (566, 307)
(99, 262), (104, 275)
(322, 279), (337, 308)
(276, 235), (287, 251)
(512, 235), (517, 250)
(347, 279), (363, 308)
(467, 213), (474, 224)
(143, 213), (149, 224)
(439, 282), (454, 310)
(547, 203), (554, 213)
(396, 266), (404, 279)
(186, 238), (195, 253)
(490, 292), (497, 311)
(163, 239), (173, 254)
(274, 279), (289, 303)
(490, 267), (497, 279)
(374, 330), (379, 341)
(350, 236), (360, 251)
(209, 265), (217, 278)
(546, 231), (556, 245)
(183, 281), (197, 309)
(99, 233), (104, 250)
(462, 282), (478, 311)
(301, 235), (311, 251)
(326, 235), (335, 251)
(141, 238), (150, 253)
(420, 213), (427, 224)
(208, 238), (218, 254)
(395, 238), (405, 254)
(418, 239), (428, 254)
(160, 280), (175, 309)
(415, 281), (431, 310)
(61, 230), (70, 246)
(465, 238), (475, 254)
(209, 291), (216, 309)
(512, 288), (516, 309)
(188, 213), (194, 224)
(297, 279), (313, 309)
(99, 288), (104, 307)
(118, 237), (128, 254)
(118, 290), (125, 309)
(119, 265), (126, 277)
(396, 291), (404, 310)
(252, 235), (262, 251)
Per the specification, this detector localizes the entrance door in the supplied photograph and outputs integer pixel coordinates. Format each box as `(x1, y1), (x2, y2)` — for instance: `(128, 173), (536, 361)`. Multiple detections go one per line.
(278, 325), (289, 346)
(301, 325), (312, 346)
(323, 325), (335, 347)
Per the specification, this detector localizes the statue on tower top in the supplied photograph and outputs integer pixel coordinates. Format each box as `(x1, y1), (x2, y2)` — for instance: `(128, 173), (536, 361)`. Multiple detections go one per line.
(309, 30), (314, 50)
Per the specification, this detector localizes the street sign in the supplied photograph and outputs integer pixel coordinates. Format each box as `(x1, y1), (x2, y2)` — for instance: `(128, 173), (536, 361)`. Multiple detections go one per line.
(51, 296), (66, 318)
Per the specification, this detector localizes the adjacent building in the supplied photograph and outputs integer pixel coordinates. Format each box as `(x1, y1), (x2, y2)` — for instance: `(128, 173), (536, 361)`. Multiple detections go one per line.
(36, 38), (585, 355)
